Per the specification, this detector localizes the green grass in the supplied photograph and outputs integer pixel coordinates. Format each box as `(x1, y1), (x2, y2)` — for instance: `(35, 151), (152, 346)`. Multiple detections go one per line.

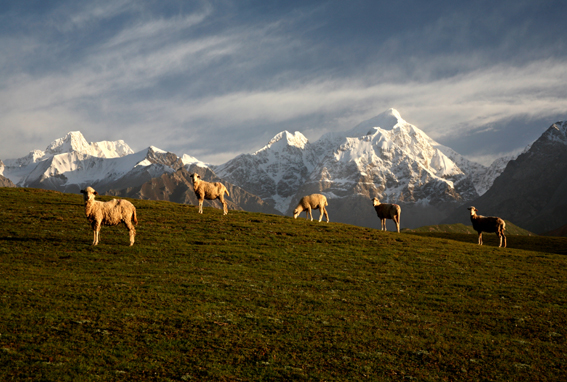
(403, 221), (533, 236)
(1, 187), (566, 381)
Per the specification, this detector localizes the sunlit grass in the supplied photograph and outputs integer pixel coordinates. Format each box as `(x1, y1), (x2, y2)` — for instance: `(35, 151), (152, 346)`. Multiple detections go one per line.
(1, 187), (566, 381)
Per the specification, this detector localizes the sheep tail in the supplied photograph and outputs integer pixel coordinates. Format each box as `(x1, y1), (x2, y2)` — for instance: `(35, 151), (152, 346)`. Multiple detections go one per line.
(132, 209), (138, 225)
(225, 189), (230, 197)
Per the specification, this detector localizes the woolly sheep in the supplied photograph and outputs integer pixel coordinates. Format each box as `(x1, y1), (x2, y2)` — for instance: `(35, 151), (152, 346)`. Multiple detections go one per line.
(372, 197), (401, 233)
(293, 194), (329, 222)
(80, 186), (137, 246)
(468, 206), (506, 247)
(190, 173), (230, 215)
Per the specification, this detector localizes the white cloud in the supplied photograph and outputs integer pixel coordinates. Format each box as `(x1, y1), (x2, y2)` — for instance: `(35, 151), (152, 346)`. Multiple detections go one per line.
(1, 1), (566, 165)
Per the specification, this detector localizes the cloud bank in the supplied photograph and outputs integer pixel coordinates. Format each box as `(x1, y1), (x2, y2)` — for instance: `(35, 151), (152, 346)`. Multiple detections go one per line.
(1, 0), (566, 166)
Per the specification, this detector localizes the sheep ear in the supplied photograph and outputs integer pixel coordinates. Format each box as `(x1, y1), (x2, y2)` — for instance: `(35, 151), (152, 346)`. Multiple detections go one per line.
(94, 191), (99, 195)
(80, 190), (85, 194)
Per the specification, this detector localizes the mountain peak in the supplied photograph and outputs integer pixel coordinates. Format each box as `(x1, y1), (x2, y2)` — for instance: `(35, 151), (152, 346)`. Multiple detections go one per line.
(257, 131), (309, 154)
(347, 108), (406, 137)
(45, 131), (90, 155)
(542, 121), (567, 145)
(43, 131), (134, 158)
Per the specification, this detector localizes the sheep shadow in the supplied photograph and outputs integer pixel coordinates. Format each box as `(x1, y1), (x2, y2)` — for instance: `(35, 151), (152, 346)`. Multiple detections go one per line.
(405, 232), (567, 256)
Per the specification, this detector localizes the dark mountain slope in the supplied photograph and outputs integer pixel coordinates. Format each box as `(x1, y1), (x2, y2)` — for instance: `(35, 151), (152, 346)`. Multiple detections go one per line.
(443, 121), (567, 234)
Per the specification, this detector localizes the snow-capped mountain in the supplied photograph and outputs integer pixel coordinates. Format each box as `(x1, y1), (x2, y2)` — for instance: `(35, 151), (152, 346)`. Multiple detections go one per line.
(213, 131), (319, 213)
(1, 110), (525, 229)
(3, 132), (135, 186)
(1, 131), (279, 215)
(469, 149), (528, 196)
(214, 109), (494, 228)
(2, 131), (184, 193)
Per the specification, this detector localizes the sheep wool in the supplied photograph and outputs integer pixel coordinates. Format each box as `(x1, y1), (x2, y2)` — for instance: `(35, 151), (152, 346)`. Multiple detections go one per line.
(190, 173), (230, 215)
(372, 197), (401, 233)
(468, 206), (506, 247)
(293, 194), (329, 222)
(80, 186), (137, 246)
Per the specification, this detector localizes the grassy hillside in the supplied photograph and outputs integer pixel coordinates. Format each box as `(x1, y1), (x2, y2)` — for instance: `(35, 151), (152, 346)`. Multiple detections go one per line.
(403, 221), (534, 236)
(1, 187), (566, 381)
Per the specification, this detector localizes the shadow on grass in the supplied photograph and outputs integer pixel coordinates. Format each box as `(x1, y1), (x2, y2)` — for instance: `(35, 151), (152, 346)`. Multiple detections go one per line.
(405, 232), (567, 256)
(0, 236), (46, 242)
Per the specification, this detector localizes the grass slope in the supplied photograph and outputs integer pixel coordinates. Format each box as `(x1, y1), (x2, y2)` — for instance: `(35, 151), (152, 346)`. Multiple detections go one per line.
(1, 188), (566, 381)
(403, 222), (533, 236)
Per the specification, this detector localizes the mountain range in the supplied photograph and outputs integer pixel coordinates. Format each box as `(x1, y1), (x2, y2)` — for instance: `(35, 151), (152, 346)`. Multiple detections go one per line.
(212, 109), (507, 228)
(0, 132), (278, 215)
(2, 109), (564, 232)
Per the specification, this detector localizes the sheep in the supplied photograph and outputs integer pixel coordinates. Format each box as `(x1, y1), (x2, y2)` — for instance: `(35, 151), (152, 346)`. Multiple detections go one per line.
(467, 206), (506, 247)
(293, 194), (329, 222)
(372, 197), (401, 233)
(189, 173), (230, 215)
(80, 186), (137, 246)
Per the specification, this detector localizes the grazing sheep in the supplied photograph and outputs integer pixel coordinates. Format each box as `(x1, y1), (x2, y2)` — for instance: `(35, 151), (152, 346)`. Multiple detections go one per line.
(372, 197), (401, 233)
(190, 173), (230, 215)
(468, 206), (506, 247)
(80, 186), (137, 246)
(293, 194), (329, 222)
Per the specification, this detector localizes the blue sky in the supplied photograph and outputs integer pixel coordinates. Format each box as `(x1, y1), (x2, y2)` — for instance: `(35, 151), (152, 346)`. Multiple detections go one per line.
(1, 0), (566, 165)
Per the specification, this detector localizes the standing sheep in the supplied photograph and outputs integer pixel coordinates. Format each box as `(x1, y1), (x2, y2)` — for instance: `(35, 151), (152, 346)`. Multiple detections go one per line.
(372, 197), (401, 233)
(293, 194), (329, 222)
(190, 173), (230, 215)
(467, 206), (506, 247)
(80, 186), (137, 246)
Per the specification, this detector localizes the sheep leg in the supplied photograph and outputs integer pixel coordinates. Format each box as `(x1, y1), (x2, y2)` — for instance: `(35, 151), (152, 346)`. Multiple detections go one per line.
(320, 207), (329, 223)
(394, 216), (400, 233)
(93, 222), (101, 245)
(220, 196), (228, 215)
(499, 232), (506, 248)
(198, 199), (204, 214)
(381, 219), (387, 231)
(477, 232), (483, 245)
(124, 220), (136, 246)
(307, 207), (313, 221)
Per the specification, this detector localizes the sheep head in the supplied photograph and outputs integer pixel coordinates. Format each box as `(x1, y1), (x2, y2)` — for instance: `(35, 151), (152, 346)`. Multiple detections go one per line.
(80, 187), (98, 202)
(372, 197), (381, 206)
(467, 206), (478, 216)
(190, 173), (201, 183)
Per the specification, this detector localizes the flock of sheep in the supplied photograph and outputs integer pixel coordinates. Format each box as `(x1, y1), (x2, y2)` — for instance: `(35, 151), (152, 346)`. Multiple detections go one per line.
(79, 173), (507, 248)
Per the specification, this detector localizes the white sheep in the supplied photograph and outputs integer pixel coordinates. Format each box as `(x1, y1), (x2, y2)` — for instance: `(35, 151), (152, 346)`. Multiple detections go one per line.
(467, 206), (506, 247)
(80, 186), (137, 246)
(293, 194), (329, 222)
(372, 197), (401, 233)
(190, 173), (230, 215)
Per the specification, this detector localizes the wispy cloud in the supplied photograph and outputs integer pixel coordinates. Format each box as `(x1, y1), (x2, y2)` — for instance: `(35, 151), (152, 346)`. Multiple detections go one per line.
(51, 0), (136, 32)
(0, 1), (565, 166)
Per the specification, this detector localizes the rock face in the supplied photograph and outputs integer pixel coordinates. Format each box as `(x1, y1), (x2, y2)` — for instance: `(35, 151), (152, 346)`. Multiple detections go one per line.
(106, 165), (281, 215)
(0, 163), (16, 188)
(214, 109), (487, 229)
(443, 121), (567, 234)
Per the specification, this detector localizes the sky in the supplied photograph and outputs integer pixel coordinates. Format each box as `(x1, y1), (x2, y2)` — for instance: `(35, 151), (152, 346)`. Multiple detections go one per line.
(1, 0), (566, 166)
